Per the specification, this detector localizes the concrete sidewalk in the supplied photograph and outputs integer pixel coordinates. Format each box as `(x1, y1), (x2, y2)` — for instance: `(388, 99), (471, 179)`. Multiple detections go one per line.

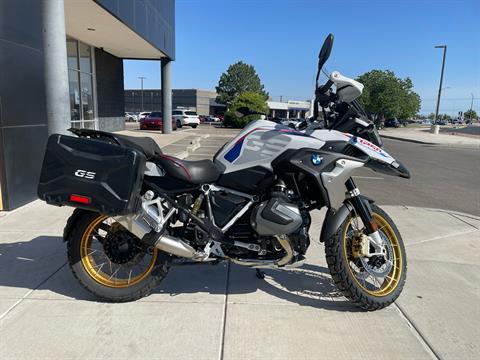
(379, 126), (480, 149)
(1, 201), (479, 359)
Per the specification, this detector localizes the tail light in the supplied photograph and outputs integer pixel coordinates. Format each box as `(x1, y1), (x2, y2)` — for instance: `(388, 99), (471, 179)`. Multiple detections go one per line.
(69, 194), (91, 204)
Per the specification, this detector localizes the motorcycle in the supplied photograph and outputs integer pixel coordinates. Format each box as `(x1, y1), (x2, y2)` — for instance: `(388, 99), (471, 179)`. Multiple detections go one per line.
(38, 34), (409, 310)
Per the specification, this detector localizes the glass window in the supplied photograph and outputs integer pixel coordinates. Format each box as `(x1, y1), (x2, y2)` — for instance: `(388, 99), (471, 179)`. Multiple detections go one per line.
(68, 70), (81, 121)
(185, 111), (197, 116)
(67, 39), (78, 70)
(71, 121), (82, 129)
(80, 73), (94, 121)
(67, 38), (96, 129)
(173, 110), (181, 115)
(78, 42), (92, 73)
(83, 120), (96, 129)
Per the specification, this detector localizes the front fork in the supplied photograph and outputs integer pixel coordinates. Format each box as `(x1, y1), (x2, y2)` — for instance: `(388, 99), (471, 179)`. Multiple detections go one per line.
(345, 178), (384, 251)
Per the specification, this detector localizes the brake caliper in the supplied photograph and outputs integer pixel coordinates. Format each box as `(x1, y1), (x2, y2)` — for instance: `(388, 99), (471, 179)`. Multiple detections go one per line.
(351, 232), (370, 258)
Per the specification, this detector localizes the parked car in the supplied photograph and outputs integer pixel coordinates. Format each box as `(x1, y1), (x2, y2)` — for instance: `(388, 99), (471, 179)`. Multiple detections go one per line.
(385, 118), (400, 128)
(421, 120), (432, 125)
(204, 115), (220, 123)
(138, 112), (151, 122)
(198, 115), (207, 123)
(436, 119), (447, 125)
(281, 118), (302, 128)
(172, 109), (200, 128)
(124, 112), (138, 122)
(140, 111), (177, 131)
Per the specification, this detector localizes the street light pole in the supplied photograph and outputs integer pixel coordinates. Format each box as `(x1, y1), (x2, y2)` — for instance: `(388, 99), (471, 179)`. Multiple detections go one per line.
(138, 76), (146, 112)
(470, 93), (474, 121)
(432, 45), (447, 133)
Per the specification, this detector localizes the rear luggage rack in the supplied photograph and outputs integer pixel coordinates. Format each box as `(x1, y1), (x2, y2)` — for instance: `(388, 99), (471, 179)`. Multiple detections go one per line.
(68, 128), (123, 145)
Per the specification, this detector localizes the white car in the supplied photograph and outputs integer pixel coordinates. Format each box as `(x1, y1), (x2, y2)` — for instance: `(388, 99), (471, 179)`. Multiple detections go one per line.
(138, 112), (151, 121)
(124, 112), (138, 122)
(172, 109), (200, 128)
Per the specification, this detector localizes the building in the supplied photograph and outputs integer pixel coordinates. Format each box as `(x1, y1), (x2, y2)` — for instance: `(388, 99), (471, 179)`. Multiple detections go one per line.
(0, 0), (175, 211)
(125, 89), (226, 115)
(267, 100), (313, 119)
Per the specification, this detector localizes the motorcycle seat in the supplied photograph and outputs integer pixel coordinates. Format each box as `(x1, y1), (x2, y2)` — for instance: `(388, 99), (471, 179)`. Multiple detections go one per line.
(153, 155), (222, 184)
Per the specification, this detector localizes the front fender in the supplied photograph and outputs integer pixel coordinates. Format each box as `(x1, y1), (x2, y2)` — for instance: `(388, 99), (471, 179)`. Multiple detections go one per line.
(319, 195), (374, 242)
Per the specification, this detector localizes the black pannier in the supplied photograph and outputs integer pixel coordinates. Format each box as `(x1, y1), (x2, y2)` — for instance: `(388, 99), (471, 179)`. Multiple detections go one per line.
(38, 134), (146, 215)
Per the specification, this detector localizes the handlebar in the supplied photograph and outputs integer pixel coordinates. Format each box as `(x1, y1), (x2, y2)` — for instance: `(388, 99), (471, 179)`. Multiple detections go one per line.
(316, 79), (334, 96)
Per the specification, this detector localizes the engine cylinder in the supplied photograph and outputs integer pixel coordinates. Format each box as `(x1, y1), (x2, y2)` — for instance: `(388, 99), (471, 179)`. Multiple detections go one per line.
(251, 197), (303, 236)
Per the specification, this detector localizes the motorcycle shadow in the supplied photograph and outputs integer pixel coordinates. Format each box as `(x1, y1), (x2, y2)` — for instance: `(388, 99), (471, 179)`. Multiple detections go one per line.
(155, 262), (361, 312)
(0, 237), (358, 311)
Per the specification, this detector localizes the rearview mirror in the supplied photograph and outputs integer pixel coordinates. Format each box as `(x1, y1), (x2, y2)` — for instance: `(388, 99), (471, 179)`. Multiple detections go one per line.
(318, 33), (334, 71)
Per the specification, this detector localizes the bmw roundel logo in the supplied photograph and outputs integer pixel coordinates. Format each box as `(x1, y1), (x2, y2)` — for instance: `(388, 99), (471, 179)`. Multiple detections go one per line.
(311, 154), (323, 165)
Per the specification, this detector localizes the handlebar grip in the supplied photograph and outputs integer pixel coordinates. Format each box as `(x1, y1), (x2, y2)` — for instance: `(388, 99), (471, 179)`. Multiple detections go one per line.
(316, 79), (334, 95)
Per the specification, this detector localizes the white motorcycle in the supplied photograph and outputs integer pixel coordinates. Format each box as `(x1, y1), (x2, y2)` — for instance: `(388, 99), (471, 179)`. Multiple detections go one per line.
(38, 34), (409, 310)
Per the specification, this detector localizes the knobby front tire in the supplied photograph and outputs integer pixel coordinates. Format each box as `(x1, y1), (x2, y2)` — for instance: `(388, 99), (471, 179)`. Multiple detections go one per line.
(325, 204), (407, 310)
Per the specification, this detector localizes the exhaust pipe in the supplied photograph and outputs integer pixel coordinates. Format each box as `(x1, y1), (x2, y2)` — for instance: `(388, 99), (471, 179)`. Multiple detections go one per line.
(230, 235), (294, 268)
(115, 214), (205, 260)
(153, 233), (197, 258)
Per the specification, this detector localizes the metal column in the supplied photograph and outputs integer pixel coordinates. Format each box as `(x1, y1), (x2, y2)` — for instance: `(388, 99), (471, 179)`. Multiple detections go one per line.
(161, 58), (172, 134)
(41, 0), (71, 135)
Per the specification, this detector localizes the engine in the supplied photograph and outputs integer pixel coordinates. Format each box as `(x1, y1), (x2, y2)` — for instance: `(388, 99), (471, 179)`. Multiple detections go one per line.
(250, 181), (311, 257)
(251, 196), (303, 236)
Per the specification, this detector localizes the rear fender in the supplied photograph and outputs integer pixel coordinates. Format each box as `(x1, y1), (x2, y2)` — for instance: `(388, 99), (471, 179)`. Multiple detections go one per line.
(319, 195), (374, 242)
(63, 208), (93, 241)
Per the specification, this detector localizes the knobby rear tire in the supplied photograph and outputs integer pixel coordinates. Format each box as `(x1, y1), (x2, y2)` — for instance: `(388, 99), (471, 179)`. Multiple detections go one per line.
(65, 210), (169, 302)
(325, 204), (407, 311)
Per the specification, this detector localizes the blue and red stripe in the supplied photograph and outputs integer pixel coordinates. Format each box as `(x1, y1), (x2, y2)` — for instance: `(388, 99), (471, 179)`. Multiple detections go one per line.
(223, 127), (310, 163)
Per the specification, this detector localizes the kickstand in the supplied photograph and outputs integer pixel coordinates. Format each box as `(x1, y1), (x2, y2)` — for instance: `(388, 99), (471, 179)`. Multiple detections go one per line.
(255, 269), (265, 279)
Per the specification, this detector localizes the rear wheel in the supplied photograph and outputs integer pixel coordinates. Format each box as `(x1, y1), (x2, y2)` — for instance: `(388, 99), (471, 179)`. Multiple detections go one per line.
(191, 124), (198, 129)
(325, 204), (406, 310)
(66, 210), (169, 302)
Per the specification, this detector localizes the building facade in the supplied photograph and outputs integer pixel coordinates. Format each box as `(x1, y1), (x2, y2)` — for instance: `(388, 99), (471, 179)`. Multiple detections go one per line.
(0, 0), (175, 211)
(267, 100), (313, 119)
(125, 89), (226, 115)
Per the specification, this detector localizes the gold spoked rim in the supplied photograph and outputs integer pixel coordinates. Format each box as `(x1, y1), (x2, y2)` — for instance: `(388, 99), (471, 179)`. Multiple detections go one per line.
(343, 213), (403, 297)
(80, 215), (158, 288)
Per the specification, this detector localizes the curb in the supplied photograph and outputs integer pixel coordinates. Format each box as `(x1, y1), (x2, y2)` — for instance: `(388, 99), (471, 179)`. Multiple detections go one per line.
(380, 134), (436, 145)
(381, 134), (480, 149)
(405, 206), (480, 221)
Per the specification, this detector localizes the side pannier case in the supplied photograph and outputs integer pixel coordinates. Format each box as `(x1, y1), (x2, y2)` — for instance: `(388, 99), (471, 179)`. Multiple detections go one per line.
(37, 134), (146, 215)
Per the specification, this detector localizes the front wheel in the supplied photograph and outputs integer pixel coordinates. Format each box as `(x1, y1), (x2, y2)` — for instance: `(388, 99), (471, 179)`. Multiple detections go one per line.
(66, 210), (169, 302)
(325, 204), (407, 310)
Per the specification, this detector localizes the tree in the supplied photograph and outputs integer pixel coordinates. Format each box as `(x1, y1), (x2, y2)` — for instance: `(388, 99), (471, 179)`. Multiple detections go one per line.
(223, 92), (268, 128)
(464, 109), (477, 120)
(356, 70), (421, 120)
(216, 61), (268, 105)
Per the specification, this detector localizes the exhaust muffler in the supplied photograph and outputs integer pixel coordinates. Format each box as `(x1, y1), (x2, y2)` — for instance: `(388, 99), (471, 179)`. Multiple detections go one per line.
(115, 214), (205, 260)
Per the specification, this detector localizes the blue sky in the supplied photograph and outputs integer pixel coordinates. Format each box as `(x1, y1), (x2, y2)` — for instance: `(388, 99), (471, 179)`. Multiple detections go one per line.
(124, 0), (480, 115)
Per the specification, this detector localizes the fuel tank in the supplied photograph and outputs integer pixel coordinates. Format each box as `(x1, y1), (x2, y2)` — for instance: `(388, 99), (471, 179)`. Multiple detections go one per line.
(214, 120), (325, 174)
